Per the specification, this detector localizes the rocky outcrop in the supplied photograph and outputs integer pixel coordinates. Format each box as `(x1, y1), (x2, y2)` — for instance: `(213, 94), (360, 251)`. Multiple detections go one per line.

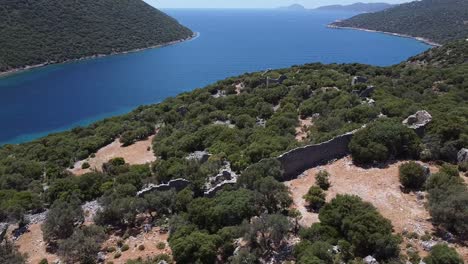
(25, 210), (48, 224)
(403, 111), (432, 129)
(82, 200), (102, 223)
(137, 179), (191, 197)
(420, 240), (438, 251)
(403, 110), (432, 136)
(363, 256), (378, 264)
(457, 148), (468, 163)
(186, 151), (211, 163)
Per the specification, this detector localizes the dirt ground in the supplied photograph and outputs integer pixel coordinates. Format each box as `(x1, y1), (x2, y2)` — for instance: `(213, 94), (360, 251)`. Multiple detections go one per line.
(12, 224), (171, 264)
(102, 227), (171, 264)
(285, 156), (468, 261)
(295, 117), (313, 142)
(69, 135), (156, 175)
(13, 224), (59, 264)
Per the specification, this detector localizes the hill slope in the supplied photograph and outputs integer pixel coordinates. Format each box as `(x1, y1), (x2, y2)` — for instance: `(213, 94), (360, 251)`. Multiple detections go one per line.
(331, 0), (468, 44)
(1, 40), (467, 263)
(0, 0), (193, 73)
(315, 2), (394, 13)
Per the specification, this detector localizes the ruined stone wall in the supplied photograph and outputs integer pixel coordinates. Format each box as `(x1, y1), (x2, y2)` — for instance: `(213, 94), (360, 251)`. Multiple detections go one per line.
(278, 132), (355, 180)
(137, 178), (190, 197)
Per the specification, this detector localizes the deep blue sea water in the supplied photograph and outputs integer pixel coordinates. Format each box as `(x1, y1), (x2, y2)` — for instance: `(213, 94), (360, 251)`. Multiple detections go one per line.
(0, 9), (431, 145)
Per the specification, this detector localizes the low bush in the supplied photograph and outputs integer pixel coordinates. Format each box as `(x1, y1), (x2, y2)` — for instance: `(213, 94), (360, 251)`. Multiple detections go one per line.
(349, 120), (421, 164)
(399, 162), (426, 190)
(121, 244), (129, 252)
(303, 186), (326, 212)
(424, 244), (463, 264)
(315, 170), (331, 190)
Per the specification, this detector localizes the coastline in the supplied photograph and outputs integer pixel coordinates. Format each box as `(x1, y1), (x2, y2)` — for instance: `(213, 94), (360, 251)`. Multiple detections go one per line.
(327, 24), (441, 47)
(0, 32), (199, 78)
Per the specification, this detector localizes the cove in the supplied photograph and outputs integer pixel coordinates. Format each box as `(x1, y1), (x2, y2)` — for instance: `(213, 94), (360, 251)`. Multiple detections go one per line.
(0, 9), (431, 145)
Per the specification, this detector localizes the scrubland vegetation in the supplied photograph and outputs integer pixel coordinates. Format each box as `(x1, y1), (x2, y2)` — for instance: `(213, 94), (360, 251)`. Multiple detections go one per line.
(0, 40), (467, 263)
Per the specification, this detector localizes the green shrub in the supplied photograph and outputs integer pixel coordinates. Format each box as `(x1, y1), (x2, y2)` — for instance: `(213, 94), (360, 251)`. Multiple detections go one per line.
(138, 244), (145, 251)
(39, 259), (48, 264)
(116, 239), (124, 248)
(121, 244), (129, 252)
(81, 162), (90, 169)
(349, 120), (421, 164)
(399, 162), (426, 190)
(318, 195), (400, 260)
(156, 242), (166, 250)
(315, 170), (331, 190)
(106, 246), (116, 252)
(303, 186), (326, 212)
(424, 244), (463, 264)
(458, 161), (468, 172)
(114, 252), (121, 259)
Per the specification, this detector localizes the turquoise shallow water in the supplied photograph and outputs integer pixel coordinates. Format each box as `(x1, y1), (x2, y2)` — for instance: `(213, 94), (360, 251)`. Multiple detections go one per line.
(0, 9), (430, 145)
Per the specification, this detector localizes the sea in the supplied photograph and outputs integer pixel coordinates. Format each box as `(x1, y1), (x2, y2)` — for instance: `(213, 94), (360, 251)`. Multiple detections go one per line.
(0, 9), (431, 145)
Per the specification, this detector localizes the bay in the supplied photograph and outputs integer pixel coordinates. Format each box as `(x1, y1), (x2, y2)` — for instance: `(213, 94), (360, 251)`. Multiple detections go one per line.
(0, 9), (430, 145)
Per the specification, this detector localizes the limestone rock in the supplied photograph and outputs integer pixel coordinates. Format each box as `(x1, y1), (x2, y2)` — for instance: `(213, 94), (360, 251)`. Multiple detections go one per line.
(363, 255), (378, 264)
(457, 148), (468, 163)
(403, 110), (432, 129)
(97, 251), (106, 263)
(420, 240), (438, 251)
(186, 151), (211, 163)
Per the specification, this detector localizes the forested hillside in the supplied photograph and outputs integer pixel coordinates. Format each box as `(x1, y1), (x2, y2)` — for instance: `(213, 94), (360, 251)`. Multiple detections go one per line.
(332, 0), (468, 44)
(0, 0), (193, 72)
(1, 40), (467, 263)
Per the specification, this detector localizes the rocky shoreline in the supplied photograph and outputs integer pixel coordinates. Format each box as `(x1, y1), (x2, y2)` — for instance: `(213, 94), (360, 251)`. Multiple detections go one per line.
(0, 32), (199, 78)
(328, 24), (441, 47)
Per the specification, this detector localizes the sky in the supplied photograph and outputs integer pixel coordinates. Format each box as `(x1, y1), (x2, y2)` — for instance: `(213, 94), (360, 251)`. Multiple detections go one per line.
(145, 0), (411, 9)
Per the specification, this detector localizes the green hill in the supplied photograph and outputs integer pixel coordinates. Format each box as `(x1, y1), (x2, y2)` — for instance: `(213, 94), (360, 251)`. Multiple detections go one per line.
(331, 0), (468, 44)
(0, 0), (193, 73)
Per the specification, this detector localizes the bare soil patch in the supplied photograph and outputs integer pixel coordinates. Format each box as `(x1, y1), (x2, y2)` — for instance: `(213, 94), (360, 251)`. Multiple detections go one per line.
(285, 157), (436, 232)
(285, 156), (468, 261)
(69, 135), (156, 175)
(13, 224), (59, 264)
(295, 117), (313, 142)
(102, 227), (171, 264)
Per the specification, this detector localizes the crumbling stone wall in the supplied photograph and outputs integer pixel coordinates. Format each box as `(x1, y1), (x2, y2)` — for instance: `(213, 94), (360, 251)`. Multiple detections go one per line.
(278, 132), (355, 180)
(137, 178), (190, 197)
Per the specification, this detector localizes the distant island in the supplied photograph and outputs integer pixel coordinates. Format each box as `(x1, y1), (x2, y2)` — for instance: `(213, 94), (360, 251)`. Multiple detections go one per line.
(330, 0), (468, 44)
(278, 4), (307, 10)
(314, 2), (394, 13)
(0, 0), (193, 74)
